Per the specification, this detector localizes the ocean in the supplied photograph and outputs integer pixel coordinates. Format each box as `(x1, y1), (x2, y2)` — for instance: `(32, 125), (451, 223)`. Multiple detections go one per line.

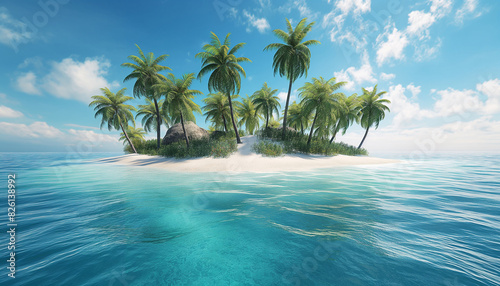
(0, 152), (499, 285)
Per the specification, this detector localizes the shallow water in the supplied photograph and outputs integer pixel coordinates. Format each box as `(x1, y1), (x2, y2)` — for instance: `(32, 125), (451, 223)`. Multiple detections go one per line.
(0, 152), (499, 285)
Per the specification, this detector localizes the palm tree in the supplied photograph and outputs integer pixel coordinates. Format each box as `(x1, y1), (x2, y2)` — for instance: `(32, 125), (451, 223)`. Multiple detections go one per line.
(235, 95), (262, 135)
(202, 92), (233, 132)
(89, 87), (138, 153)
(122, 44), (170, 149)
(358, 86), (390, 149)
(155, 73), (202, 148)
(196, 32), (251, 144)
(329, 94), (361, 143)
(135, 98), (170, 133)
(287, 101), (310, 134)
(252, 82), (280, 128)
(299, 77), (345, 147)
(120, 126), (146, 152)
(264, 18), (320, 140)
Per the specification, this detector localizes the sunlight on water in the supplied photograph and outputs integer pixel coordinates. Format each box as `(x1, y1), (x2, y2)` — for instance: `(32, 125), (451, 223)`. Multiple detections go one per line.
(0, 153), (499, 285)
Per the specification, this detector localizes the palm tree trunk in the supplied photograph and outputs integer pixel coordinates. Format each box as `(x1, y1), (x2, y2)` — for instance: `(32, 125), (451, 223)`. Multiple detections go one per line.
(180, 111), (189, 148)
(282, 77), (294, 140)
(358, 126), (370, 149)
(301, 122), (304, 135)
(329, 124), (341, 144)
(265, 112), (269, 129)
(119, 122), (137, 153)
(227, 94), (242, 144)
(307, 111), (319, 148)
(222, 114), (228, 132)
(153, 98), (161, 149)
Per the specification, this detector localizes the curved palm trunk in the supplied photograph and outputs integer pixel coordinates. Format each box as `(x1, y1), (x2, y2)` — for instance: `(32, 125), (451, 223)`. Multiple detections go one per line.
(358, 126), (370, 149)
(227, 94), (242, 144)
(180, 111), (190, 148)
(265, 111), (269, 128)
(222, 114), (228, 132)
(153, 98), (161, 149)
(119, 122), (137, 153)
(281, 77), (294, 140)
(307, 111), (319, 148)
(329, 124), (341, 144)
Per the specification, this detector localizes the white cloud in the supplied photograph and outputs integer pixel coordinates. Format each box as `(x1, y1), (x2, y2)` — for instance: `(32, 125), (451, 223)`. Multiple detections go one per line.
(334, 52), (376, 91)
(243, 10), (270, 33)
(0, 7), (34, 50)
(278, 92), (288, 102)
(380, 72), (396, 81)
(476, 79), (500, 114)
(455, 0), (480, 24)
(0, 121), (63, 138)
(376, 25), (409, 66)
(42, 57), (118, 103)
(0, 105), (23, 118)
(430, 0), (453, 18)
(383, 84), (434, 128)
(68, 129), (118, 144)
(407, 10), (435, 39)
(406, 84), (421, 98)
(333, 0), (371, 15)
(16, 72), (41, 95)
(434, 88), (482, 117)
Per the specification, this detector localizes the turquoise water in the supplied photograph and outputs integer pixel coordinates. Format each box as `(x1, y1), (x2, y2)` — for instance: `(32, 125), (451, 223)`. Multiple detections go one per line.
(1, 153), (499, 285)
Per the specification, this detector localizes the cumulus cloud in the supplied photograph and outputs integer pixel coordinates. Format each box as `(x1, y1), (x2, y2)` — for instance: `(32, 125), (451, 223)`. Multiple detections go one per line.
(407, 10), (436, 40)
(42, 57), (119, 103)
(16, 57), (118, 103)
(0, 105), (23, 118)
(243, 10), (270, 33)
(376, 24), (409, 66)
(68, 129), (118, 144)
(334, 52), (376, 91)
(332, 0), (371, 16)
(380, 72), (396, 81)
(0, 121), (63, 138)
(16, 72), (41, 95)
(476, 79), (500, 114)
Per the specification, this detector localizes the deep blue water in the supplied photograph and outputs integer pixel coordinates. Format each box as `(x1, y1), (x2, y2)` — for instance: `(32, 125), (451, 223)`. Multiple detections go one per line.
(0, 152), (499, 285)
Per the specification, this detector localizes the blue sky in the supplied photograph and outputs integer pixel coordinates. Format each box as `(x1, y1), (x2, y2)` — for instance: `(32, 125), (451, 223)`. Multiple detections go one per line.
(0, 0), (499, 153)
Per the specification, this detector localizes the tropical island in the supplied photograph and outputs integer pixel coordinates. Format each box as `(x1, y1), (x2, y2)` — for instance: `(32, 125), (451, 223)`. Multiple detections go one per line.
(90, 18), (393, 170)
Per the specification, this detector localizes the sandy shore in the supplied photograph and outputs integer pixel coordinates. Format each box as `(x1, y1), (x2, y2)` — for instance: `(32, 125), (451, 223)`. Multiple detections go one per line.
(93, 136), (399, 173)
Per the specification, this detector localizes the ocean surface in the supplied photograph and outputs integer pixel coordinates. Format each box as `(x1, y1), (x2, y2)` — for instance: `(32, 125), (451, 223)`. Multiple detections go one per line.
(0, 152), (499, 285)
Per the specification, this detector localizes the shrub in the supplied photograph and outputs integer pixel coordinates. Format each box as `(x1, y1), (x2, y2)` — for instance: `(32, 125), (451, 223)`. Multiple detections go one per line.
(256, 127), (368, 156)
(252, 140), (284, 157)
(130, 135), (237, 159)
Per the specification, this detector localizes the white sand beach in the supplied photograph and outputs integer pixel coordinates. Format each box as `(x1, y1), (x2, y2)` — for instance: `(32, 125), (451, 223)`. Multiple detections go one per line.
(93, 136), (399, 173)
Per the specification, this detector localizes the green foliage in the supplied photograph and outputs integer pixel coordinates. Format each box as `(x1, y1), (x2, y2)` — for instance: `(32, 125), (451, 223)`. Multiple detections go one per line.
(132, 135), (237, 159)
(252, 83), (280, 128)
(235, 95), (262, 135)
(135, 98), (170, 132)
(258, 127), (368, 156)
(252, 140), (284, 157)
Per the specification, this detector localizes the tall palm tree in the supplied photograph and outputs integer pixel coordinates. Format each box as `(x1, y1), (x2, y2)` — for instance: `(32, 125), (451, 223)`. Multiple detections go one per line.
(135, 98), (170, 133)
(299, 77), (345, 147)
(329, 94), (361, 143)
(120, 126), (146, 152)
(235, 95), (262, 135)
(202, 92), (234, 132)
(264, 18), (320, 140)
(252, 82), (280, 128)
(89, 87), (138, 153)
(155, 73), (202, 148)
(358, 86), (390, 149)
(122, 44), (170, 149)
(287, 101), (310, 134)
(196, 32), (251, 144)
